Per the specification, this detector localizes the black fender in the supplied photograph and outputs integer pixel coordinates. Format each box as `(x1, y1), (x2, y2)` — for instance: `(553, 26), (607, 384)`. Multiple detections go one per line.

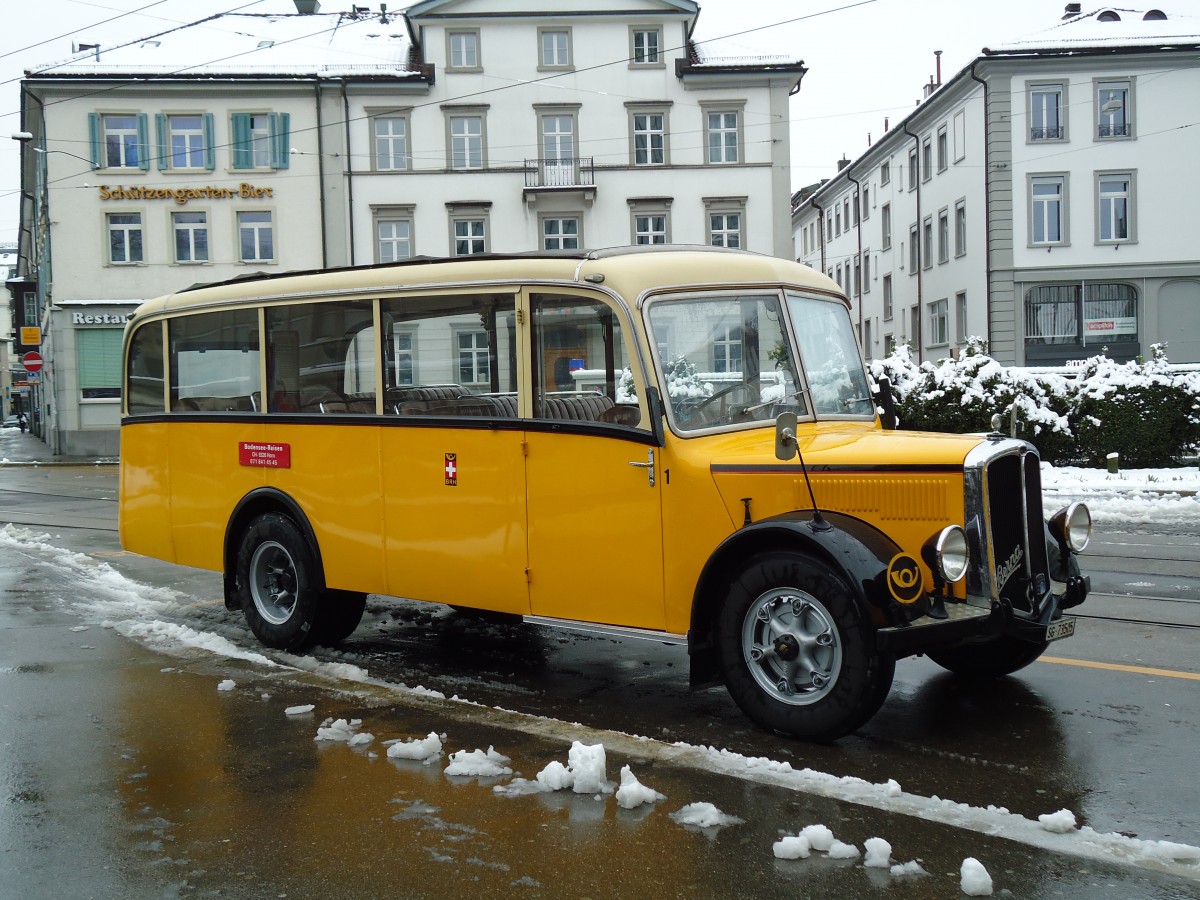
(222, 488), (329, 610)
(687, 510), (914, 688)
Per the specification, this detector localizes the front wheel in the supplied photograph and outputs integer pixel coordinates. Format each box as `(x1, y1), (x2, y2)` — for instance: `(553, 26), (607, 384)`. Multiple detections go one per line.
(927, 636), (1049, 678)
(235, 513), (322, 650)
(717, 552), (892, 742)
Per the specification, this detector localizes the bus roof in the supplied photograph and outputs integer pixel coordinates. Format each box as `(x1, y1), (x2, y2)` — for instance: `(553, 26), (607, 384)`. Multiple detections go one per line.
(131, 245), (845, 320)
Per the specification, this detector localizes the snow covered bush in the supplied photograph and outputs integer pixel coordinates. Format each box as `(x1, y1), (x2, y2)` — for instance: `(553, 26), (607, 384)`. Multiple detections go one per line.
(869, 341), (1200, 467)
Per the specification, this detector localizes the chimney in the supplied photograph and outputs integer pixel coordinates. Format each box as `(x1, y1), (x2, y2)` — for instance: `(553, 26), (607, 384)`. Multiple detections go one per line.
(935, 49), (942, 86)
(1063, 2), (1082, 19)
(884, 116), (889, 131)
(293, 0), (321, 13)
(837, 155), (850, 171)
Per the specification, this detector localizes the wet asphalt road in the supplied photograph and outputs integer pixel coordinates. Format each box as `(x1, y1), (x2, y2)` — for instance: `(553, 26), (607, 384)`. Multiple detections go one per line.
(1, 453), (1199, 898)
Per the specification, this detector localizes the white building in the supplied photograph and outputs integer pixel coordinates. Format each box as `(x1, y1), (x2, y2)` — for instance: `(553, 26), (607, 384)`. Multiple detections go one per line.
(13, 0), (805, 456)
(792, 5), (1200, 368)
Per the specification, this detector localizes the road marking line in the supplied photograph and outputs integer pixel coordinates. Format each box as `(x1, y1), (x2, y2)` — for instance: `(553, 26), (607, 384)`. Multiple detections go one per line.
(1041, 656), (1200, 681)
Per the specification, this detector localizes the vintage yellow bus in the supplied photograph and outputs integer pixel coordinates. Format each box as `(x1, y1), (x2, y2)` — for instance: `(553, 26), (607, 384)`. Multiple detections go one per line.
(119, 246), (1091, 741)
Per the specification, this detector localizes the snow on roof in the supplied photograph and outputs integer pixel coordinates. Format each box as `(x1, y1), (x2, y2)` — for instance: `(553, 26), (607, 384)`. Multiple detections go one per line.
(986, 6), (1200, 55)
(26, 12), (417, 80)
(691, 35), (798, 67)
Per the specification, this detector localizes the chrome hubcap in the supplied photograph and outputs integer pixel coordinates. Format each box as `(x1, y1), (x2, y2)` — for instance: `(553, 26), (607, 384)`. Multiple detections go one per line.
(249, 540), (298, 625)
(742, 589), (841, 705)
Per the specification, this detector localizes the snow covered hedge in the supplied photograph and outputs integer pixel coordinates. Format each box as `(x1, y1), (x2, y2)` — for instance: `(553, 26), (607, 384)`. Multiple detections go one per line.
(870, 340), (1200, 467)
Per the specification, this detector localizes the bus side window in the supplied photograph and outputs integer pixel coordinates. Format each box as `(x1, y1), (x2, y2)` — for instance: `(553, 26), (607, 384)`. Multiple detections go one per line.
(127, 321), (165, 415)
(265, 300), (375, 413)
(380, 293), (518, 416)
(169, 309), (261, 412)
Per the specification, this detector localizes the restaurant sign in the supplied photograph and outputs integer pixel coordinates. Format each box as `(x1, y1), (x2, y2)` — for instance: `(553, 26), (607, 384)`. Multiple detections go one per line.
(98, 183), (274, 205)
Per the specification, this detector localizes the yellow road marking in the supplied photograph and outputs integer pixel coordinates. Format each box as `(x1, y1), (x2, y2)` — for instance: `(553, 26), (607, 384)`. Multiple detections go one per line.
(1041, 656), (1200, 681)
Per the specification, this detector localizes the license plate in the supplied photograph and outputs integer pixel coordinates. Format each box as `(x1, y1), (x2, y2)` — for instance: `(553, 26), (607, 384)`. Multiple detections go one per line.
(1045, 618), (1076, 642)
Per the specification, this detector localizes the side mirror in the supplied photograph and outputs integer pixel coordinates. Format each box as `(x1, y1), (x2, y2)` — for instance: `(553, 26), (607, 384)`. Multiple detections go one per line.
(775, 411), (798, 460)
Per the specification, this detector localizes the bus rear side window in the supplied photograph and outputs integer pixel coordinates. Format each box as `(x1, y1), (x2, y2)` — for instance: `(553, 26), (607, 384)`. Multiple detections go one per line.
(169, 309), (261, 412)
(126, 321), (165, 415)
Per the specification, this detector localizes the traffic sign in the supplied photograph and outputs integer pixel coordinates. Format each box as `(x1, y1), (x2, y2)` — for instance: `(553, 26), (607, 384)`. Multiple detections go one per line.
(22, 351), (44, 373)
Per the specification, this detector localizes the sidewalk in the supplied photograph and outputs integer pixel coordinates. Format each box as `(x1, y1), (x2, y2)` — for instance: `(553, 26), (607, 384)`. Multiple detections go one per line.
(0, 427), (117, 466)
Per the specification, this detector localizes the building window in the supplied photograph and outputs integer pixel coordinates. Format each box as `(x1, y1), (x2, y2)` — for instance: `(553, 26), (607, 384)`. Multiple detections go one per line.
(879, 161), (890, 185)
(954, 199), (967, 257)
(953, 110), (966, 161)
(861, 186), (869, 220)
(452, 218), (487, 256)
(538, 28), (571, 69)
(1097, 171), (1134, 243)
(1025, 283), (1138, 359)
(230, 112), (290, 170)
(92, 113), (147, 169)
(910, 306), (919, 346)
(1096, 79), (1133, 139)
(922, 216), (933, 269)
(883, 274), (893, 320)
(705, 109), (740, 164)
(826, 215), (832, 243)
(631, 27), (662, 64)
(937, 125), (948, 171)
(884, 333), (896, 355)
(373, 114), (410, 171)
(907, 147), (918, 190)
(713, 324), (742, 374)
(852, 257), (861, 297)
(862, 318), (872, 358)
(238, 211), (274, 262)
(862, 251), (871, 294)
(928, 298), (948, 346)
(634, 213), (668, 244)
(908, 224), (918, 272)
(1029, 82), (1066, 141)
(447, 30), (481, 70)
(937, 208), (949, 263)
(159, 113), (213, 170)
(709, 212), (742, 248)
(456, 329), (490, 385)
(921, 137), (932, 182)
(852, 194), (859, 226)
(1030, 174), (1068, 245)
(541, 215), (581, 250)
(540, 112), (577, 171)
(173, 211), (208, 263)
(107, 212), (143, 264)
(393, 332), (416, 386)
(844, 197), (851, 229)
(835, 205), (842, 236)
(630, 107), (668, 165)
(956, 291), (968, 343)
(881, 203), (891, 250)
(77, 328), (124, 400)
(377, 218), (413, 262)
(447, 112), (486, 169)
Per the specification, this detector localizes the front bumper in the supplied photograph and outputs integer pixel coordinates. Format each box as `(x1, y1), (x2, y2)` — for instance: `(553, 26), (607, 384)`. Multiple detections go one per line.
(874, 575), (1090, 657)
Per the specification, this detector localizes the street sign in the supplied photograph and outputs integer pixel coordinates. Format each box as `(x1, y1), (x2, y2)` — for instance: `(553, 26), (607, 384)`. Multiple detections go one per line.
(22, 351), (44, 373)
(20, 326), (41, 346)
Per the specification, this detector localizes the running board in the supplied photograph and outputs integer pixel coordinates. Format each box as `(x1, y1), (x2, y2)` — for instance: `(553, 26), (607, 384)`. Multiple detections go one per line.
(523, 616), (688, 646)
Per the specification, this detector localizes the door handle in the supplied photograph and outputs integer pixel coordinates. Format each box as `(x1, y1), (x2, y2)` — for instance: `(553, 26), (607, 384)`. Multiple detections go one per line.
(628, 449), (656, 487)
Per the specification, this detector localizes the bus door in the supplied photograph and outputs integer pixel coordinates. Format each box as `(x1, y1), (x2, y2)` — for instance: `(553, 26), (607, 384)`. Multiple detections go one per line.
(522, 291), (666, 630)
(378, 292), (530, 615)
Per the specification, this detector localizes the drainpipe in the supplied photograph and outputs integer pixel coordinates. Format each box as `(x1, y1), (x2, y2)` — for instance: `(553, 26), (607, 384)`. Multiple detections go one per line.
(314, 78), (328, 268)
(341, 79), (356, 264)
(902, 122), (923, 361)
(846, 169), (865, 339)
(969, 61), (994, 353)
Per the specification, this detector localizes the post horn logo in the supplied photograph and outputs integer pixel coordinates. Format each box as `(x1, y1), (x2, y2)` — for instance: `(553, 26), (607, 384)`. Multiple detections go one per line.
(886, 553), (924, 604)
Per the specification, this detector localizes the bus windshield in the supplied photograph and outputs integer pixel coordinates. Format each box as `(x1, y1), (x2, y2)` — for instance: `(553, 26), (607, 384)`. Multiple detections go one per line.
(786, 291), (874, 418)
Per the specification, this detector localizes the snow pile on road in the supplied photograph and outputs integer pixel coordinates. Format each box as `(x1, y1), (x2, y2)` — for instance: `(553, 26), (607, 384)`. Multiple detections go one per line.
(315, 717), (374, 747)
(1039, 808), (1077, 833)
(961, 857), (994, 896)
(492, 741), (624, 797)
(385, 732), (443, 763)
(284, 704), (315, 716)
(445, 746), (512, 778)
(669, 802), (742, 828)
(216, 679), (236, 691)
(615, 765), (666, 809)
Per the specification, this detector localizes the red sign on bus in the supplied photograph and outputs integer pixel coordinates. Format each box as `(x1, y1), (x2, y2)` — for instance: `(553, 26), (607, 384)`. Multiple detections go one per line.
(238, 441), (291, 468)
(22, 351), (44, 373)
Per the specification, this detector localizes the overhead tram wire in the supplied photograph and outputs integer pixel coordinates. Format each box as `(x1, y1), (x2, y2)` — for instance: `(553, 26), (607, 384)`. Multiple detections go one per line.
(0, 0), (178, 64)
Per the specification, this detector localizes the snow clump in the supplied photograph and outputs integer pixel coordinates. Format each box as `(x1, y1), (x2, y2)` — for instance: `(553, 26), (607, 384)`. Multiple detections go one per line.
(567, 741), (615, 794)
(445, 746), (512, 778)
(216, 679), (236, 691)
(284, 704), (315, 716)
(772, 835), (810, 860)
(890, 860), (928, 877)
(314, 717), (370, 743)
(960, 857), (994, 896)
(1038, 808), (1078, 833)
(669, 802), (743, 829)
(614, 765), (665, 809)
(827, 839), (860, 859)
(800, 823), (835, 852)
(386, 732), (443, 763)
(863, 837), (892, 868)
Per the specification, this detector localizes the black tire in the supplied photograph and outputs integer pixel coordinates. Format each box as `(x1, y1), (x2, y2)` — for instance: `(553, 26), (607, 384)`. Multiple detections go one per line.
(927, 636), (1049, 678)
(235, 512), (322, 651)
(717, 551), (892, 742)
(313, 590), (367, 646)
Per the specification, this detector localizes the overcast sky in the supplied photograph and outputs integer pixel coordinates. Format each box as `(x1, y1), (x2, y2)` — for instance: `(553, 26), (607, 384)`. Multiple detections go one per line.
(0, 0), (1070, 246)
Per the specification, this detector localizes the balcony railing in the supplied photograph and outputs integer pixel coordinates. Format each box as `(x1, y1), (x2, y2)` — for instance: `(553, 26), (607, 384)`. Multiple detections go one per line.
(524, 156), (594, 189)
(1098, 123), (1131, 138)
(1030, 126), (1064, 140)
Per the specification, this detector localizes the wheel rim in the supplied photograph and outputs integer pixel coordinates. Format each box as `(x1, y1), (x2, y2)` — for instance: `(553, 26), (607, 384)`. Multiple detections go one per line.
(249, 540), (299, 625)
(741, 588), (842, 706)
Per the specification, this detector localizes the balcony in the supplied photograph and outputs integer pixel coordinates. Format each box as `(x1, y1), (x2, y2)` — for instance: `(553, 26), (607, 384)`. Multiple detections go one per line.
(523, 157), (596, 205)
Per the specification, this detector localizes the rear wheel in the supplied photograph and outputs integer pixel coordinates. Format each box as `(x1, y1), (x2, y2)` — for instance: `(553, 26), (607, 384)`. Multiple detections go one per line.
(235, 513), (322, 651)
(717, 552), (892, 742)
(927, 636), (1049, 678)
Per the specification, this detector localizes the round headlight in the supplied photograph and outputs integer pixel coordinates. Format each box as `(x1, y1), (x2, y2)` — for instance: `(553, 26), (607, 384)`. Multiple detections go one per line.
(1064, 501), (1091, 552)
(934, 525), (970, 583)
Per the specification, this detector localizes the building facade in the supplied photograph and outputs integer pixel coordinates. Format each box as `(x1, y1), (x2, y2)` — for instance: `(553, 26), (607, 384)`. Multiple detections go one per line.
(12, 0), (804, 456)
(792, 5), (1200, 367)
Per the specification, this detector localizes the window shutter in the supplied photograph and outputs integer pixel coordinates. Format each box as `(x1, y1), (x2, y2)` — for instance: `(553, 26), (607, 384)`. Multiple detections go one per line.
(88, 113), (102, 167)
(271, 112), (290, 169)
(154, 113), (167, 170)
(203, 112), (215, 170)
(231, 113), (251, 169)
(77, 328), (124, 393)
(137, 114), (150, 171)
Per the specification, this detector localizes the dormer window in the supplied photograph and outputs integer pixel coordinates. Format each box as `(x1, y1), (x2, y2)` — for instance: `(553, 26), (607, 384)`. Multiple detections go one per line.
(1097, 10), (1121, 22)
(1143, 9), (1167, 20)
